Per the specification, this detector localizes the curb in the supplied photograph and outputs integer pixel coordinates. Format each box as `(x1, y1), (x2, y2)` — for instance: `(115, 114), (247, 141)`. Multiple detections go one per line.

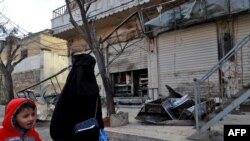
(107, 131), (166, 141)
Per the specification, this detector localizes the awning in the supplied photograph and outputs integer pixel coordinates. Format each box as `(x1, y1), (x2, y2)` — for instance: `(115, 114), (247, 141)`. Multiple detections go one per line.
(52, 0), (150, 35)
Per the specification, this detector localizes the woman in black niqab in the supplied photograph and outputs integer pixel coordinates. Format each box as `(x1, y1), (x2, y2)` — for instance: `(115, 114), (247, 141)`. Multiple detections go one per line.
(50, 54), (104, 141)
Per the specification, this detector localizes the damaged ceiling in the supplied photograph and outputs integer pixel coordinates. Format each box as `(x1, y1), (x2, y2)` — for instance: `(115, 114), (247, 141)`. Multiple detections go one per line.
(143, 0), (250, 35)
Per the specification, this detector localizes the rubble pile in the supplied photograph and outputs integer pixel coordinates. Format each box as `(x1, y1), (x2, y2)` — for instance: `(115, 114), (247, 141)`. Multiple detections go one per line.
(135, 85), (216, 125)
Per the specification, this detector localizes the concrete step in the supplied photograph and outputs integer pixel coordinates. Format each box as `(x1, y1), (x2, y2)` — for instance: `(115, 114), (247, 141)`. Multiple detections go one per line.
(114, 97), (147, 105)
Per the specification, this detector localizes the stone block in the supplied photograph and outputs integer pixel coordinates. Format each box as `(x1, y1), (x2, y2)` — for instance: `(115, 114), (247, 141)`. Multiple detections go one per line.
(110, 111), (129, 127)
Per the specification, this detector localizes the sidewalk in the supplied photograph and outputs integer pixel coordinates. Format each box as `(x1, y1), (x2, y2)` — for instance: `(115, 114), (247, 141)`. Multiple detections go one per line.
(104, 106), (250, 141)
(1, 105), (250, 141)
(1, 105), (195, 140)
(103, 105), (195, 141)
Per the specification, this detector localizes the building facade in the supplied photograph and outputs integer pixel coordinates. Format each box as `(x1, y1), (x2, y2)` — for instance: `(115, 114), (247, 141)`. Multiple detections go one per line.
(12, 30), (69, 94)
(51, 0), (250, 102)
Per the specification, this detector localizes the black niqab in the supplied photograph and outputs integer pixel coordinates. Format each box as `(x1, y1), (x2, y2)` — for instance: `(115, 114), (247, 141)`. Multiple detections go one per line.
(50, 54), (104, 141)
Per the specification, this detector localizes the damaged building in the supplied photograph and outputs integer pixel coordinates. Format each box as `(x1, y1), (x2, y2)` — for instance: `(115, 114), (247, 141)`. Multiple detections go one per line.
(51, 0), (151, 104)
(0, 30), (69, 97)
(143, 0), (250, 101)
(51, 0), (250, 108)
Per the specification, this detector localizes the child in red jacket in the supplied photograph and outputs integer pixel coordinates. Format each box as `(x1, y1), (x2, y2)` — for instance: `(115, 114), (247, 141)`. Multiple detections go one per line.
(0, 98), (41, 141)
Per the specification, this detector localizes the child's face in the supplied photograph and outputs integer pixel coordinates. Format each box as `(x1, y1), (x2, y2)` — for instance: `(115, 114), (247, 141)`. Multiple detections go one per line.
(15, 107), (37, 130)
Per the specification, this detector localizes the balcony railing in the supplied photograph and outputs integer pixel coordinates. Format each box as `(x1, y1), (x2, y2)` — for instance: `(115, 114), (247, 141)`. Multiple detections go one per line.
(53, 1), (77, 18)
(52, 0), (97, 18)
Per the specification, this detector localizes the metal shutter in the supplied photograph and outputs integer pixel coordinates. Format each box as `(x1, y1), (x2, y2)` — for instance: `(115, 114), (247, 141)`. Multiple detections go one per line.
(157, 23), (219, 96)
(234, 14), (250, 87)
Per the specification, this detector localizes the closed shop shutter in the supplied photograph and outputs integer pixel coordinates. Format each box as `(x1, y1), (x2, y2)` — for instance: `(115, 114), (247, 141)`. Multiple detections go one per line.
(108, 38), (148, 73)
(157, 23), (219, 97)
(234, 14), (250, 87)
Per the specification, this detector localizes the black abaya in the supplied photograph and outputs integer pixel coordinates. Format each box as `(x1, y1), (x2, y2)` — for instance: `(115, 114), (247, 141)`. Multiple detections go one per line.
(50, 54), (104, 141)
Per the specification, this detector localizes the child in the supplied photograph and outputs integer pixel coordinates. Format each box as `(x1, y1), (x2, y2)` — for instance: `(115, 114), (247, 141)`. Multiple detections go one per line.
(0, 98), (41, 141)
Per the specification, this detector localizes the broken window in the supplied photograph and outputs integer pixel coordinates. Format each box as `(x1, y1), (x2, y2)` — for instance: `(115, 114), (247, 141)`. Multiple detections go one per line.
(223, 33), (234, 61)
(112, 71), (132, 97)
(111, 69), (148, 98)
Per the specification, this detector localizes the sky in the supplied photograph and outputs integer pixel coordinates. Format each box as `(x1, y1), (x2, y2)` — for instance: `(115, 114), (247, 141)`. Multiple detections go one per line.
(0, 0), (65, 34)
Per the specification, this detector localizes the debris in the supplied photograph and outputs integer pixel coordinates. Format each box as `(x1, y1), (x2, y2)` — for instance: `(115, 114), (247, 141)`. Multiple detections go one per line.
(165, 84), (182, 98)
(16, 84), (60, 121)
(110, 111), (129, 127)
(135, 85), (216, 125)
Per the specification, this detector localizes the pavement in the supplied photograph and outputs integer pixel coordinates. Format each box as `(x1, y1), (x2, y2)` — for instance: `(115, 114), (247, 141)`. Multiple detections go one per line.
(1, 105), (250, 141)
(103, 106), (195, 141)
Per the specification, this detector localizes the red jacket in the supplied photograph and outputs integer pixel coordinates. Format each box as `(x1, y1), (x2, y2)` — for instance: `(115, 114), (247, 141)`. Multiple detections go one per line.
(0, 98), (41, 141)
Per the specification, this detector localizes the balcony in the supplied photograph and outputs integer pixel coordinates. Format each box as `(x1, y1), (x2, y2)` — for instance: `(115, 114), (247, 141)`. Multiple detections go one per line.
(51, 0), (150, 36)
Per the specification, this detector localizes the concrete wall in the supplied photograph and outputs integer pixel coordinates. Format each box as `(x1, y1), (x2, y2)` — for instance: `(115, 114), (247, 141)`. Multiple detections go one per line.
(42, 50), (69, 93)
(21, 35), (41, 57)
(11, 32), (69, 94)
(12, 69), (40, 93)
(12, 55), (42, 92)
(13, 55), (41, 73)
(39, 33), (68, 56)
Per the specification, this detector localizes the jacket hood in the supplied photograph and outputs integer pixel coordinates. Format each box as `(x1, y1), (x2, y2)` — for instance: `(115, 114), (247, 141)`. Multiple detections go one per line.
(2, 98), (36, 132)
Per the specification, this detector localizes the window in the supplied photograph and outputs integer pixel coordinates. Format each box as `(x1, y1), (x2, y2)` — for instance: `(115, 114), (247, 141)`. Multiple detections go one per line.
(21, 49), (28, 58)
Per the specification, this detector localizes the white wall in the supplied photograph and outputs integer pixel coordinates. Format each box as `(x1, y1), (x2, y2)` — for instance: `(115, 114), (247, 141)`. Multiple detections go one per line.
(42, 50), (69, 91)
(13, 55), (41, 73)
